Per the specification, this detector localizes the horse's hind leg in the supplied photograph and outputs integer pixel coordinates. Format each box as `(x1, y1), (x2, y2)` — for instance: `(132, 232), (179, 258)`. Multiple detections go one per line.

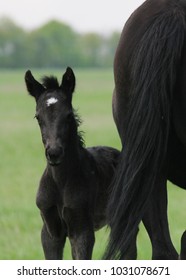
(41, 206), (67, 260)
(143, 176), (178, 260)
(180, 231), (186, 259)
(119, 228), (138, 260)
(63, 207), (95, 259)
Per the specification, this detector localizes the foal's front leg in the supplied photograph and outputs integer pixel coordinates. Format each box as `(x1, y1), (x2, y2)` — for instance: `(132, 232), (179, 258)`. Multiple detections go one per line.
(63, 207), (95, 259)
(37, 171), (67, 259)
(40, 206), (67, 260)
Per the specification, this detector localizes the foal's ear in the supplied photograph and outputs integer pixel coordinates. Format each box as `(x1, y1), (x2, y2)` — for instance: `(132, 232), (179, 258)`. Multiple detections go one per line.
(61, 67), (76, 100)
(25, 70), (44, 100)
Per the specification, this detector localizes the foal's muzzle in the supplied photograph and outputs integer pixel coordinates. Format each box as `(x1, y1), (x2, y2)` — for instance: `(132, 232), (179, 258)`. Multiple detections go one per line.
(45, 146), (64, 166)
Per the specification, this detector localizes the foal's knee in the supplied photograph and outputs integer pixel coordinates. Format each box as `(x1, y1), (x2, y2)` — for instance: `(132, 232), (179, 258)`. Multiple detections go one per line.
(40, 206), (65, 240)
(42, 223), (64, 241)
(63, 207), (95, 243)
(63, 207), (95, 259)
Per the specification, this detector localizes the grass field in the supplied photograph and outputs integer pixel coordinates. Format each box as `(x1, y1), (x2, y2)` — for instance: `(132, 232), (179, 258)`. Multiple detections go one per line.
(0, 69), (186, 260)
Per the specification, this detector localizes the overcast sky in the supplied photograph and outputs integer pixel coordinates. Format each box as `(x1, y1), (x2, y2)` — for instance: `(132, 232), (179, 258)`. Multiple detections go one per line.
(0, 0), (145, 33)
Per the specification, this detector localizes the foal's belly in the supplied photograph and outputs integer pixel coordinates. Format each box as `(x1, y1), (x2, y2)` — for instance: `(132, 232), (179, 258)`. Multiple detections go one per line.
(93, 214), (107, 231)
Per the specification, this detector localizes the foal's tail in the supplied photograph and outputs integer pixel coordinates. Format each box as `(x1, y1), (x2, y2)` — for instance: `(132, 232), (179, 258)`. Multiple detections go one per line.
(104, 9), (185, 259)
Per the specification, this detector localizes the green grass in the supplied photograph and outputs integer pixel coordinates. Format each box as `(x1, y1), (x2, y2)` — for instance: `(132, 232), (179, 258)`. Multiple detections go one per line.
(0, 69), (186, 259)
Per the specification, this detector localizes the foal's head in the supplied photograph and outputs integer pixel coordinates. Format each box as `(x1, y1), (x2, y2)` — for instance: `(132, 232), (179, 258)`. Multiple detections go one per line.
(25, 67), (78, 166)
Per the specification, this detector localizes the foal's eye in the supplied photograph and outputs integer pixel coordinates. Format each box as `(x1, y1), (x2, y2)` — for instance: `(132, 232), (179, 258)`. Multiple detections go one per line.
(34, 114), (42, 125)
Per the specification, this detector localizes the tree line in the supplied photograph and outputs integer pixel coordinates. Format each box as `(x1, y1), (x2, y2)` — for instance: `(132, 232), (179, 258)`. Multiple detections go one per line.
(0, 17), (120, 68)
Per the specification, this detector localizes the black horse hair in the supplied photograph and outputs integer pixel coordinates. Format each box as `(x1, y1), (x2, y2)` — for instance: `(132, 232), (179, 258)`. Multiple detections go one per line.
(42, 75), (60, 90)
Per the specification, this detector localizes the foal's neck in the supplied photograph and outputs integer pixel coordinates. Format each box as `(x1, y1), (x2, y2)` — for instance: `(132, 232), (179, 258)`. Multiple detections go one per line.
(50, 133), (85, 184)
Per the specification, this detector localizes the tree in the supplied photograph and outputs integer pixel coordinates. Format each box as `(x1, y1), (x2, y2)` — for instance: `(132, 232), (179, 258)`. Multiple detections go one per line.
(0, 17), (26, 67)
(27, 20), (82, 68)
(0, 17), (120, 68)
(80, 33), (105, 67)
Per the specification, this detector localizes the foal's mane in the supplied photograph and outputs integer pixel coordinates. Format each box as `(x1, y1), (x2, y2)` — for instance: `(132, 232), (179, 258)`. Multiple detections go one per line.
(74, 111), (85, 148)
(42, 76), (60, 90)
(41, 75), (85, 148)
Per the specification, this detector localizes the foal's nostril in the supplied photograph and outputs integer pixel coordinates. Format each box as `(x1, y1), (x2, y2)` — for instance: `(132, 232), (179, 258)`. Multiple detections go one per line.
(46, 147), (64, 165)
(48, 149), (57, 159)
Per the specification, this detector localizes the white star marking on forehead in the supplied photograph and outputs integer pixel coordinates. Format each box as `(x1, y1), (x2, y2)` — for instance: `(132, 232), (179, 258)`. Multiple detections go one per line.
(46, 97), (58, 107)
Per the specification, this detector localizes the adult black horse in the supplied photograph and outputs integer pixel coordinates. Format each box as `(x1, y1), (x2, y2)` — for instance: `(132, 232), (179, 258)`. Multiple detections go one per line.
(105, 0), (186, 259)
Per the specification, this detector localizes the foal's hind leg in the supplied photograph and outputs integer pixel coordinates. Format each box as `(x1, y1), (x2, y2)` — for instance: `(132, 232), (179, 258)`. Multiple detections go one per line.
(63, 207), (95, 259)
(143, 176), (178, 260)
(41, 206), (67, 260)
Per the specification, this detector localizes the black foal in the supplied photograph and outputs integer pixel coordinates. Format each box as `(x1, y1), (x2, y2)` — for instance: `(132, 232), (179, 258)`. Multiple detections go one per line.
(25, 67), (136, 259)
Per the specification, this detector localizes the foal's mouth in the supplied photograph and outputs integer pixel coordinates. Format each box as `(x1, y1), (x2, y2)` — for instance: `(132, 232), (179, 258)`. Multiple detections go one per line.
(47, 159), (62, 166)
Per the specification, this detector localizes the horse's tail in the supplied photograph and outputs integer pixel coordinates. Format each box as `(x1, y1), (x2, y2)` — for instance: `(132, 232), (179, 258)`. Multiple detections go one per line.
(105, 8), (185, 259)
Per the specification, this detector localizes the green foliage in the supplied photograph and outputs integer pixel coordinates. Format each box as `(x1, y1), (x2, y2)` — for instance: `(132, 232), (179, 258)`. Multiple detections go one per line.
(27, 20), (81, 68)
(0, 17), (27, 68)
(0, 17), (120, 68)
